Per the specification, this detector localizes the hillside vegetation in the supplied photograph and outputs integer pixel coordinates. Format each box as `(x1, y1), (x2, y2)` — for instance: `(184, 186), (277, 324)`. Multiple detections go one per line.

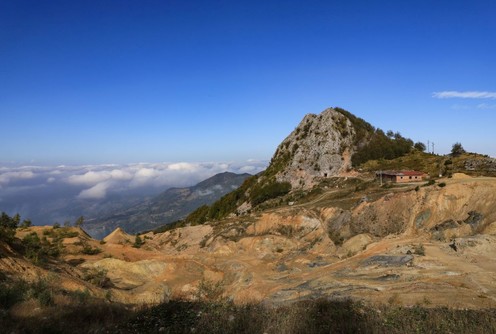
(361, 151), (496, 178)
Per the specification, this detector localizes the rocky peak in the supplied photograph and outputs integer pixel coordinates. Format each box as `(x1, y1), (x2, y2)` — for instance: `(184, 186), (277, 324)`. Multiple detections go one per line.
(264, 107), (369, 189)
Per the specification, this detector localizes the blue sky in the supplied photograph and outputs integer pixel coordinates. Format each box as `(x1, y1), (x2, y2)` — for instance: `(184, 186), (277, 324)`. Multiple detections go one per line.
(1, 0), (495, 165)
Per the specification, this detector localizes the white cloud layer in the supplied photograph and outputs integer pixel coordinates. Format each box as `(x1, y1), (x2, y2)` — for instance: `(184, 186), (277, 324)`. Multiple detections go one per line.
(433, 91), (496, 99)
(0, 171), (35, 185)
(78, 182), (111, 199)
(0, 161), (267, 200)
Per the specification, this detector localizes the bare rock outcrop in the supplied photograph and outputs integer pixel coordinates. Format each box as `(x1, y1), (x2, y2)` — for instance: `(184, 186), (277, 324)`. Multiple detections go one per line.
(266, 108), (361, 189)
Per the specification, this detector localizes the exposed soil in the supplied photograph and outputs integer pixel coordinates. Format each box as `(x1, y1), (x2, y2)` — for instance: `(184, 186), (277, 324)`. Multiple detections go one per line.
(5, 176), (496, 309)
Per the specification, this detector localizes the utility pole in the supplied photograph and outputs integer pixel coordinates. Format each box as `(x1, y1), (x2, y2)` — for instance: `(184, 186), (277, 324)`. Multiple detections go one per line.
(432, 142), (435, 155)
(427, 140), (430, 154)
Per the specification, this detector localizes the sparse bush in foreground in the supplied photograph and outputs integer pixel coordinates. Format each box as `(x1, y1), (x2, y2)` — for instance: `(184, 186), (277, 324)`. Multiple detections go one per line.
(2, 288), (496, 334)
(114, 298), (496, 334)
(0, 280), (28, 309)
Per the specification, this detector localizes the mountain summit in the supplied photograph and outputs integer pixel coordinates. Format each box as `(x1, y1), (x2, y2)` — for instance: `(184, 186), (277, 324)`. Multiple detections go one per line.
(263, 107), (374, 189)
(182, 107), (415, 222)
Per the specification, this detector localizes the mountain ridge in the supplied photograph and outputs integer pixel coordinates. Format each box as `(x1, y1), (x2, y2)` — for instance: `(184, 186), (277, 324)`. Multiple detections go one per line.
(85, 172), (251, 238)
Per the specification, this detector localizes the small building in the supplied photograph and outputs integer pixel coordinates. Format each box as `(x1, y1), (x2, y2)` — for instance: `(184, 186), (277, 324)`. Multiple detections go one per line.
(376, 170), (425, 183)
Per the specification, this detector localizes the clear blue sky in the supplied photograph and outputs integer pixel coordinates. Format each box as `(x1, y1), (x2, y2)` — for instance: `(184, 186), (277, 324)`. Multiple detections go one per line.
(1, 0), (495, 165)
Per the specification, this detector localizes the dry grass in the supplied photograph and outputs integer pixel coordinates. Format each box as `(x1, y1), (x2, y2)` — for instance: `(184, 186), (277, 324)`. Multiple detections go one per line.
(112, 298), (496, 334)
(2, 300), (132, 333)
(3, 288), (496, 334)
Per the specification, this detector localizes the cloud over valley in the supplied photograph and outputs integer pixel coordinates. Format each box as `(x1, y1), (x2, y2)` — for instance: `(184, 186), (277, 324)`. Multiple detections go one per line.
(0, 161), (267, 224)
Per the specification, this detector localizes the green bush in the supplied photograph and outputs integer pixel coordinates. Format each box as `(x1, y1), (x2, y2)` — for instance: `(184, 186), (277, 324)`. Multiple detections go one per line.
(0, 212), (19, 243)
(451, 142), (466, 157)
(83, 268), (111, 288)
(187, 205), (210, 225)
(30, 279), (54, 306)
(423, 180), (436, 187)
(133, 234), (144, 248)
(250, 182), (292, 206)
(0, 280), (28, 309)
(334, 107), (375, 146)
(352, 129), (414, 166)
(22, 232), (61, 265)
(70, 289), (91, 304)
(414, 244), (425, 256)
(208, 184), (249, 220)
(82, 244), (102, 255)
(43, 227), (79, 240)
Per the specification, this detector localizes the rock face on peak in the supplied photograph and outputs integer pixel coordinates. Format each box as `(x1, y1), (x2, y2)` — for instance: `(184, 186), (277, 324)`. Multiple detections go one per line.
(265, 108), (371, 189)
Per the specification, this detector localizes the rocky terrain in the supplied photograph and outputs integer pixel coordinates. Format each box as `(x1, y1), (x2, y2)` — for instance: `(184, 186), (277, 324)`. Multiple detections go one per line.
(268, 108), (358, 189)
(2, 107), (496, 332)
(3, 173), (496, 310)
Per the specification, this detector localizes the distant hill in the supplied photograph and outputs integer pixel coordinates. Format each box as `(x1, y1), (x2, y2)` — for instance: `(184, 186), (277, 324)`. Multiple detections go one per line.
(84, 172), (251, 238)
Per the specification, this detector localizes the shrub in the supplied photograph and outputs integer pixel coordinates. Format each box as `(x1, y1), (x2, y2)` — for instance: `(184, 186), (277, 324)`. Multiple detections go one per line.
(82, 244), (102, 255)
(19, 219), (32, 229)
(423, 180), (436, 187)
(83, 268), (111, 288)
(414, 142), (426, 152)
(351, 128), (414, 166)
(30, 278), (54, 306)
(0, 280), (28, 309)
(42, 227), (79, 240)
(196, 278), (225, 302)
(0, 212), (19, 243)
(414, 244), (425, 256)
(451, 142), (466, 157)
(186, 205), (209, 226)
(70, 289), (91, 304)
(438, 182), (446, 188)
(250, 181), (292, 206)
(133, 234), (144, 248)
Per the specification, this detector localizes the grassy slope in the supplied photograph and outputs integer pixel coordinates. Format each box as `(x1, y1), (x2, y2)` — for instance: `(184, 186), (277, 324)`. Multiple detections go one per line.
(360, 151), (496, 178)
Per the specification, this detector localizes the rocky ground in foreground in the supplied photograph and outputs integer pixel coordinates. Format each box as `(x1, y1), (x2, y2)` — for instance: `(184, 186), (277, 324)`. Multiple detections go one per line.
(3, 173), (496, 310)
